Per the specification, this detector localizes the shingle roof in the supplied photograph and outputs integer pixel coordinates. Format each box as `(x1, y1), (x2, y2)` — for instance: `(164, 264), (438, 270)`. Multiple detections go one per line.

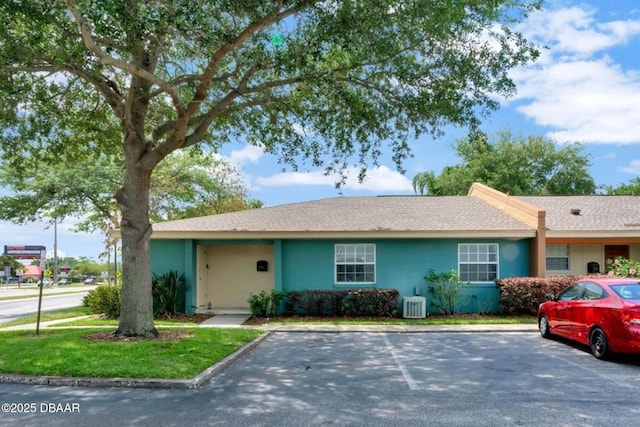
(151, 196), (534, 237)
(516, 195), (640, 232)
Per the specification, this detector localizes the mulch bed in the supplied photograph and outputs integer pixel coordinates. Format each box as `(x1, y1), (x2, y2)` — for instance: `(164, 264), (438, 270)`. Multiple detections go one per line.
(155, 313), (214, 323)
(85, 330), (193, 342)
(83, 313), (215, 342)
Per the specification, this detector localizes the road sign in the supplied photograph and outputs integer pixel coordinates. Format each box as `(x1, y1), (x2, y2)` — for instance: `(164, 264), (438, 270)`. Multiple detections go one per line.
(4, 245), (46, 259)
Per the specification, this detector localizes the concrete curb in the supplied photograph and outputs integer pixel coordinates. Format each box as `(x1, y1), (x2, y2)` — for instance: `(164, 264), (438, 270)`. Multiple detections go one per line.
(261, 324), (538, 333)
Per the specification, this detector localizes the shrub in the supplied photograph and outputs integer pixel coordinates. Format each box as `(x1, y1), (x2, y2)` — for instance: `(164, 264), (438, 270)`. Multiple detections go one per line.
(607, 256), (640, 277)
(247, 290), (287, 318)
(152, 270), (187, 316)
(85, 284), (122, 319)
(424, 268), (463, 315)
(496, 276), (591, 315)
(283, 288), (399, 317)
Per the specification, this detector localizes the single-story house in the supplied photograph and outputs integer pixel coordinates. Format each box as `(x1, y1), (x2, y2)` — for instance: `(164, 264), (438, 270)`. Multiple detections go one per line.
(149, 183), (640, 315)
(21, 265), (43, 282)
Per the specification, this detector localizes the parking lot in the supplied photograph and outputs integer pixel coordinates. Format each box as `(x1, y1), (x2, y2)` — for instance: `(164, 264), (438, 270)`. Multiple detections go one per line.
(3, 331), (640, 426)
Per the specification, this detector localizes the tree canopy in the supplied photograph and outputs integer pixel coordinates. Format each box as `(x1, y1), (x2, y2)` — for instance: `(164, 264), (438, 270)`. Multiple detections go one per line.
(413, 131), (597, 195)
(0, 1), (541, 336)
(0, 146), (261, 234)
(601, 177), (640, 195)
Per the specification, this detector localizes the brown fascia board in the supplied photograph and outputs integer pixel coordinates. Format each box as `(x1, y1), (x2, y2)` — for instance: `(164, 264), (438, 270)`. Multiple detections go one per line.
(149, 230), (535, 240)
(467, 183), (545, 228)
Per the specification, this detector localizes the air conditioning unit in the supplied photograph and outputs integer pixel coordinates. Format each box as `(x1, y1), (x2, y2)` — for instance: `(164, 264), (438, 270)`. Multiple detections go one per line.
(403, 296), (426, 319)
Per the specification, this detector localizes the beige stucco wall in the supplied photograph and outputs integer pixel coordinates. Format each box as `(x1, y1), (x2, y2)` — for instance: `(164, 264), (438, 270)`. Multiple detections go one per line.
(196, 245), (274, 312)
(546, 243), (640, 277)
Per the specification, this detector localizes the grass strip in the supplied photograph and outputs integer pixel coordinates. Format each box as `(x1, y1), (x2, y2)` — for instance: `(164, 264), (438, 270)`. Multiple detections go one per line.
(0, 306), (93, 328)
(265, 315), (536, 325)
(0, 328), (262, 379)
(0, 291), (89, 302)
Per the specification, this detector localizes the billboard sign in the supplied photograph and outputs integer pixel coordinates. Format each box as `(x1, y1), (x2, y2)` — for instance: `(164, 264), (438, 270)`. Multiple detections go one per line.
(4, 245), (46, 260)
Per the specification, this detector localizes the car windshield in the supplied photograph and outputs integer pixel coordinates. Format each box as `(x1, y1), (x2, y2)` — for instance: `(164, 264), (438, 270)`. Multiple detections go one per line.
(610, 283), (640, 300)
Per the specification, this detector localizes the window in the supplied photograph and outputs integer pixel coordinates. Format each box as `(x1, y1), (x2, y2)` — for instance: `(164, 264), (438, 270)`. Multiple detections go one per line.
(546, 244), (569, 271)
(335, 244), (375, 284)
(458, 243), (498, 282)
(558, 284), (582, 301)
(581, 282), (606, 300)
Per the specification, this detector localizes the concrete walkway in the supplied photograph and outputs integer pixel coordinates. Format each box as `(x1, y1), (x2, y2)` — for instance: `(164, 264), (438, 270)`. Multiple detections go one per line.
(199, 314), (252, 327)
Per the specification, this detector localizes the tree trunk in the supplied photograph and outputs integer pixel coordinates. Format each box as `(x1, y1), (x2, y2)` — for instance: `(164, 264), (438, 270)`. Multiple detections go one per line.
(114, 161), (158, 337)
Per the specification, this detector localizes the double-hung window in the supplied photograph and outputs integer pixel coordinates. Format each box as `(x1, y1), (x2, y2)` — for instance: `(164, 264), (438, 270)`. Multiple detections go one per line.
(335, 244), (375, 284)
(546, 244), (569, 271)
(458, 243), (499, 282)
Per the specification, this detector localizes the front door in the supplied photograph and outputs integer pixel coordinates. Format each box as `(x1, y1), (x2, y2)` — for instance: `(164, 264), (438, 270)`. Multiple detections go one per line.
(204, 245), (274, 311)
(604, 245), (629, 271)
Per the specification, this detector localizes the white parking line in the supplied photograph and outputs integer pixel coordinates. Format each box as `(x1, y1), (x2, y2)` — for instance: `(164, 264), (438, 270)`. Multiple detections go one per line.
(383, 334), (420, 390)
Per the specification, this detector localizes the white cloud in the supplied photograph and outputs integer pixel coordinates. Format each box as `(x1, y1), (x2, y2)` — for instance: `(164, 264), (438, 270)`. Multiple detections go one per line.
(505, 5), (640, 144)
(256, 165), (413, 192)
(229, 144), (265, 167)
(620, 159), (640, 175)
(521, 7), (640, 57)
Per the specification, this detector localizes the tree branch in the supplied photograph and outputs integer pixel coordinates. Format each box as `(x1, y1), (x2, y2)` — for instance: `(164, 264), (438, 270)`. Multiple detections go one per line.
(63, 0), (186, 116)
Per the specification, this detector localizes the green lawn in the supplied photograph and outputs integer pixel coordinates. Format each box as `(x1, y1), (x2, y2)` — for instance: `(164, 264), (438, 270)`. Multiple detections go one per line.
(0, 328), (262, 379)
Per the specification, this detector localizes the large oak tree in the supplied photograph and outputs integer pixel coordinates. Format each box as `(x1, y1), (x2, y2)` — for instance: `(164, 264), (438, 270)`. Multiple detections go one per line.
(0, 0), (541, 336)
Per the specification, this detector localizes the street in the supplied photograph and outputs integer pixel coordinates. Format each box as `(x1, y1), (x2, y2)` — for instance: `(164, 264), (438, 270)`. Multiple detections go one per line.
(2, 331), (640, 426)
(0, 288), (91, 324)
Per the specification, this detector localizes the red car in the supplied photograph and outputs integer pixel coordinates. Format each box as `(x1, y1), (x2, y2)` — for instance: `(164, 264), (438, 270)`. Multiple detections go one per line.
(538, 278), (640, 359)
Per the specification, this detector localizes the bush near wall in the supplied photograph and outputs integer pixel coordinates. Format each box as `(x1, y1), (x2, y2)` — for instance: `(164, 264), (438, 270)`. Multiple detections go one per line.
(85, 284), (122, 319)
(283, 288), (399, 317)
(496, 275), (610, 315)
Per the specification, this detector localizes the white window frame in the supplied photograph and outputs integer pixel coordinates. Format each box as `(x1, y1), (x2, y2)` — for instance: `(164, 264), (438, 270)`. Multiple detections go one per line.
(546, 244), (569, 271)
(458, 243), (499, 282)
(334, 243), (376, 285)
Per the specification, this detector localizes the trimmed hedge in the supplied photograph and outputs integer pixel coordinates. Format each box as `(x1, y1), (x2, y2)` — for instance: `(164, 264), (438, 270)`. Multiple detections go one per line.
(283, 288), (399, 317)
(496, 275), (611, 315)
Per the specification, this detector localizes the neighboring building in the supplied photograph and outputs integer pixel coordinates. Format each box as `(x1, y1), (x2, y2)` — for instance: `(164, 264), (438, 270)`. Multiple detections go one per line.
(22, 265), (43, 282)
(517, 195), (640, 276)
(149, 183), (640, 314)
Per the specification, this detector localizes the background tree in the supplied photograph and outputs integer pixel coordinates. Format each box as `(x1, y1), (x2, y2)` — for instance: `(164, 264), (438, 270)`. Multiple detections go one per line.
(150, 149), (262, 222)
(601, 177), (640, 195)
(0, 254), (23, 274)
(413, 130), (596, 195)
(0, 1), (541, 336)
(0, 146), (260, 231)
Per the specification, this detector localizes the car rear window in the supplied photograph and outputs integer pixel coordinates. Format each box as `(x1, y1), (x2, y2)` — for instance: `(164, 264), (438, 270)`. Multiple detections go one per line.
(610, 283), (640, 300)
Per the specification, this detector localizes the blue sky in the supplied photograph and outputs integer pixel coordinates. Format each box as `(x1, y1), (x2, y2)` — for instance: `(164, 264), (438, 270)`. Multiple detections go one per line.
(2, 0), (640, 262)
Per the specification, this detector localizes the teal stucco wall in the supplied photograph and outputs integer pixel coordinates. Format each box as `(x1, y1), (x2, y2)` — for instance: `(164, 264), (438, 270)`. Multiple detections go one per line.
(279, 238), (530, 313)
(151, 237), (530, 314)
(150, 240), (196, 313)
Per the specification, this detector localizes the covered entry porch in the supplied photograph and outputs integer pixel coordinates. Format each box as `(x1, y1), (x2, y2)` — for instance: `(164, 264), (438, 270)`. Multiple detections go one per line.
(195, 244), (275, 314)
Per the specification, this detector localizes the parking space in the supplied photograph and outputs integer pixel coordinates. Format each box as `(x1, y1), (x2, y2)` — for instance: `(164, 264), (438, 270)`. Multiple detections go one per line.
(3, 332), (640, 426)
(203, 332), (640, 425)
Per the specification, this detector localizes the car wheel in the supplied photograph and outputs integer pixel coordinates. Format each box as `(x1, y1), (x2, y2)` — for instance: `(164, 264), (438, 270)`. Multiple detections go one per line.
(538, 314), (551, 338)
(589, 327), (609, 360)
